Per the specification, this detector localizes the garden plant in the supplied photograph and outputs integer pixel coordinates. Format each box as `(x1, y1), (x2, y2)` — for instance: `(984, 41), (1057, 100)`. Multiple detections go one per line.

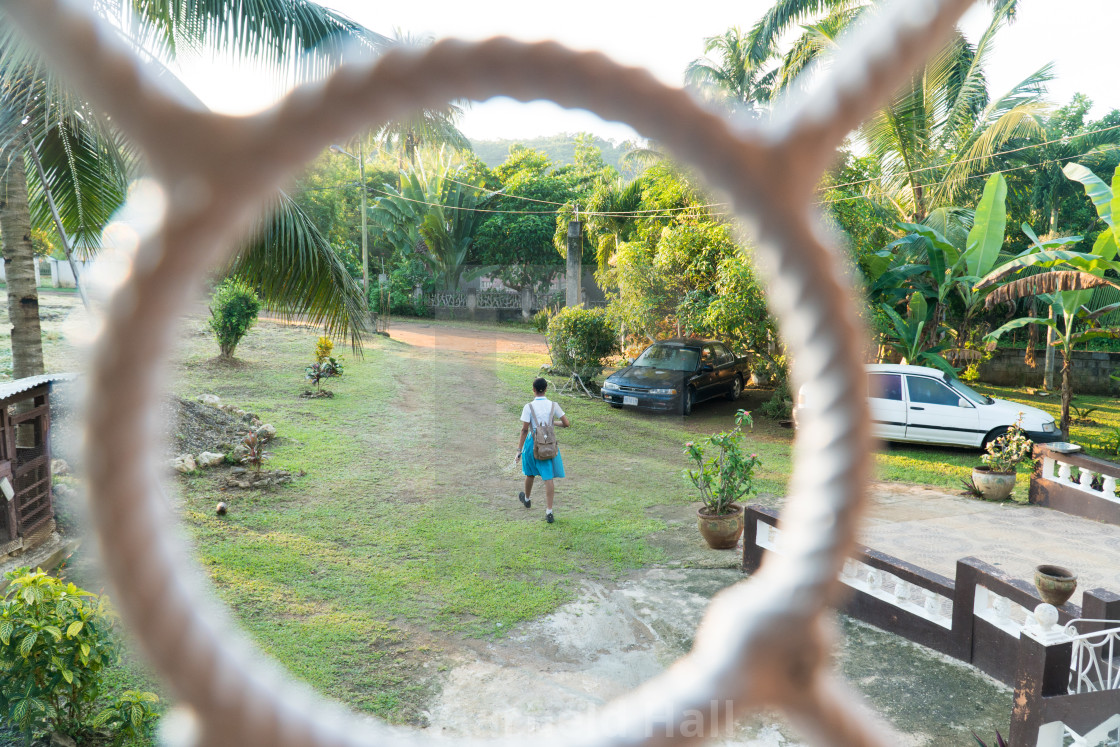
(209, 278), (261, 359)
(0, 568), (160, 744)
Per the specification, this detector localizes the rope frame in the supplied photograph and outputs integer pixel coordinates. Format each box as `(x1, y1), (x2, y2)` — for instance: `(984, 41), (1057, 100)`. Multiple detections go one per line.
(2, 0), (976, 744)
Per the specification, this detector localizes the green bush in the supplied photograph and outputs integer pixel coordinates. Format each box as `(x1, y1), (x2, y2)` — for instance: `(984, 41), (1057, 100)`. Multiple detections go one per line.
(546, 306), (620, 379)
(387, 255), (435, 317)
(208, 278), (261, 358)
(531, 308), (553, 334)
(0, 568), (158, 743)
(758, 380), (792, 420)
(91, 691), (160, 746)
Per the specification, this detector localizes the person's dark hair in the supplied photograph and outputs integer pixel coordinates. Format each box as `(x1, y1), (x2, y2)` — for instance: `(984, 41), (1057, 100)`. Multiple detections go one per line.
(532, 377), (548, 394)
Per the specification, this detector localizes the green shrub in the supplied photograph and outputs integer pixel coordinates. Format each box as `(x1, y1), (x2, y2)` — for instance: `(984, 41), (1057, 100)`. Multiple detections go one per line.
(208, 278), (261, 358)
(545, 306), (620, 379)
(531, 308), (553, 334)
(0, 568), (157, 743)
(758, 381), (792, 420)
(92, 691), (160, 746)
(387, 255), (436, 317)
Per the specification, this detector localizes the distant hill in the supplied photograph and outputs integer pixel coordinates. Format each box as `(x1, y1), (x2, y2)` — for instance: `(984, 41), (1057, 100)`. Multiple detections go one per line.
(469, 133), (636, 169)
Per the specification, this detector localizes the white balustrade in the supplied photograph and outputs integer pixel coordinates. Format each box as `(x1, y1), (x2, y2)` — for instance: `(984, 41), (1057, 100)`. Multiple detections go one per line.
(837, 557), (953, 630)
(1059, 462), (1074, 484)
(974, 586), (1032, 638)
(1046, 454), (1120, 504)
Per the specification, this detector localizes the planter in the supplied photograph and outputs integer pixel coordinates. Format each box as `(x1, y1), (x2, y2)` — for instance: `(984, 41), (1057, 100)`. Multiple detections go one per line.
(697, 504), (744, 549)
(1034, 564), (1078, 607)
(972, 466), (1016, 501)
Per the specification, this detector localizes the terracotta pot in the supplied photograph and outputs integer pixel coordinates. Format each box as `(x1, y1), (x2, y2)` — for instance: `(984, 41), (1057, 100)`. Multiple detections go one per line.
(1035, 564), (1078, 607)
(972, 466), (1016, 501)
(697, 504), (744, 550)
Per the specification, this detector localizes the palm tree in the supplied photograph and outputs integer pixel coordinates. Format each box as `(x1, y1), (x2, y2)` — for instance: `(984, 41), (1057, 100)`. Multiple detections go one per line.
(368, 160), (491, 291)
(583, 177), (644, 273)
(0, 1), (390, 375)
(747, 0), (1047, 222)
(373, 31), (472, 169)
(684, 27), (774, 118)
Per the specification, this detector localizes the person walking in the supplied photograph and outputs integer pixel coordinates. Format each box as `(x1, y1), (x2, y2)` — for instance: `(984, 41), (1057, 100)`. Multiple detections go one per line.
(516, 377), (570, 523)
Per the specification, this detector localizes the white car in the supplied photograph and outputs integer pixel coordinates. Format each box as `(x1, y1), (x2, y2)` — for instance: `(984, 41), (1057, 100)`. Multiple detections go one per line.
(793, 364), (1061, 449)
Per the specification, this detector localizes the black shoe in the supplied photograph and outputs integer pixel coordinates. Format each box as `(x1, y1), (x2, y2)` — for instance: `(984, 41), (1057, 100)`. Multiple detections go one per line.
(519, 491), (531, 509)
(546, 512), (554, 524)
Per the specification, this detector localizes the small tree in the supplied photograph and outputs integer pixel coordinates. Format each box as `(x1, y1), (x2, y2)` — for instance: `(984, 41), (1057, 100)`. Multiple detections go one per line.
(546, 306), (620, 380)
(209, 278), (261, 359)
(0, 568), (159, 743)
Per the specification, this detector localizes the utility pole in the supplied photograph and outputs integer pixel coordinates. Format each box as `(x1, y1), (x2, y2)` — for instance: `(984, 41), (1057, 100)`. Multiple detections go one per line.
(566, 204), (582, 308)
(358, 140), (369, 304)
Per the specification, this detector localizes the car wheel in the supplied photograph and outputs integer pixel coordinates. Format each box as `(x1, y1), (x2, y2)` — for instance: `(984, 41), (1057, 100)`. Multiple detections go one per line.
(726, 375), (743, 401)
(681, 388), (695, 416)
(981, 427), (1008, 450)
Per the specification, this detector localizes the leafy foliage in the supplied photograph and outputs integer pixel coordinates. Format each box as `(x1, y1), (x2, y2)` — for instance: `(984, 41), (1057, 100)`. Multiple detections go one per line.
(90, 691), (160, 747)
(240, 433), (271, 472)
(0, 568), (156, 742)
(683, 410), (760, 516)
(314, 336), (334, 364)
(981, 417), (1033, 473)
(208, 278), (261, 359)
(545, 306), (619, 380)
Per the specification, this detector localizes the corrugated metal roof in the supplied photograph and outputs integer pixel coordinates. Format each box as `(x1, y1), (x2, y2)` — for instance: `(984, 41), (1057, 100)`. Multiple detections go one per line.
(0, 373), (78, 403)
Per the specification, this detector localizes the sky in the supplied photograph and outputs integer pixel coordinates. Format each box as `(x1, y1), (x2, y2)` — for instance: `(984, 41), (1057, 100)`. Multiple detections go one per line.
(174, 1), (1120, 143)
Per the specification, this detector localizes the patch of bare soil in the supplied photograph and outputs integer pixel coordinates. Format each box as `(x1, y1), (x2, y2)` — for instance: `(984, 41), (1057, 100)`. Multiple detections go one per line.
(299, 390), (334, 399)
(161, 396), (262, 457)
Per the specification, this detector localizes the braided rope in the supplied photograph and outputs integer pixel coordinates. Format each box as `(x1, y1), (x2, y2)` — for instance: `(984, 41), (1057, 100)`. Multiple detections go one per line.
(2, 0), (975, 744)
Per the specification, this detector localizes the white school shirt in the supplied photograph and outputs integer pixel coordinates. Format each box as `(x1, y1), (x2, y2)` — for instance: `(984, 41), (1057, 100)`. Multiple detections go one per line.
(520, 397), (564, 426)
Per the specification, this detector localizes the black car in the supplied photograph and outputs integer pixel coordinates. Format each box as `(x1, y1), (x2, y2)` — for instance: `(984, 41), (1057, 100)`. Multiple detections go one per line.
(601, 338), (750, 415)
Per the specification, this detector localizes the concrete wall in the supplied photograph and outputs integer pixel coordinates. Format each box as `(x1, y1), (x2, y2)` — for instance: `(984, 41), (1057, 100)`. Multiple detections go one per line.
(975, 349), (1120, 395)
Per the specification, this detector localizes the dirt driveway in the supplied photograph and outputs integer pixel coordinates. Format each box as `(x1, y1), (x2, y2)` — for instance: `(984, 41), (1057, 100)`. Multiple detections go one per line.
(389, 320), (548, 356)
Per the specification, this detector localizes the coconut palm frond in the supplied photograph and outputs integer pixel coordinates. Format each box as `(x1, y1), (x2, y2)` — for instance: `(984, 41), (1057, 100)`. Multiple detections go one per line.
(25, 118), (132, 254)
(984, 271), (1118, 308)
(229, 191), (370, 348)
(127, 0), (391, 76)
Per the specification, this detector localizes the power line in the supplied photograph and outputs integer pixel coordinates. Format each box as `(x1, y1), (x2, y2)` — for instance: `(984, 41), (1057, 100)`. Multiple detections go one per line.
(822, 122), (1120, 193)
(814, 146), (1112, 207)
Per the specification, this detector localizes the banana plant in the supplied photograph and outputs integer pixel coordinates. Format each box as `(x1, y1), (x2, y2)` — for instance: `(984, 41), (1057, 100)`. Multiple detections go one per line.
(879, 293), (956, 375)
(980, 163), (1120, 436)
(869, 174), (1013, 349)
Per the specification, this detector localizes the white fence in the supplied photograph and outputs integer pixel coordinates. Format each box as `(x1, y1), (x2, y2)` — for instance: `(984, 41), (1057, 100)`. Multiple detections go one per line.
(0, 257), (93, 289)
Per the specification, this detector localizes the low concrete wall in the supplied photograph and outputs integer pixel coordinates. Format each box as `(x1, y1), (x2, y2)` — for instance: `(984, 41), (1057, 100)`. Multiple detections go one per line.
(975, 349), (1120, 395)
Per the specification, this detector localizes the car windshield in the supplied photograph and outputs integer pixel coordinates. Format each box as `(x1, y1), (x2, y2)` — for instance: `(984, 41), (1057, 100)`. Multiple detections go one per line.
(949, 378), (994, 405)
(632, 344), (699, 372)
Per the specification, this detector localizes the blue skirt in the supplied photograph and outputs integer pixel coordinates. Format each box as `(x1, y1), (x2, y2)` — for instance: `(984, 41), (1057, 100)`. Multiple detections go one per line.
(522, 434), (565, 480)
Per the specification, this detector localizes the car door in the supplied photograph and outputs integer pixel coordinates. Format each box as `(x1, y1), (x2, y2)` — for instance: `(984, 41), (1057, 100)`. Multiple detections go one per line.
(693, 345), (720, 400)
(904, 375), (981, 446)
(868, 373), (907, 443)
(713, 344), (736, 394)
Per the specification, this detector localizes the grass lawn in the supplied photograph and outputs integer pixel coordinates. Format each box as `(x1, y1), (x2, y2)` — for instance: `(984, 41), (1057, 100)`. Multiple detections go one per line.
(14, 304), (1120, 736)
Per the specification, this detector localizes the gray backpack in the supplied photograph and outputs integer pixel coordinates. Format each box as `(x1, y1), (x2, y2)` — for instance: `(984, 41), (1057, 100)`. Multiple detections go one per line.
(529, 402), (559, 460)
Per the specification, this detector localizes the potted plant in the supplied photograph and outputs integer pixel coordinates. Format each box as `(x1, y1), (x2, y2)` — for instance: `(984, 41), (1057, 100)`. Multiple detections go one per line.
(684, 410), (761, 549)
(972, 416), (1033, 501)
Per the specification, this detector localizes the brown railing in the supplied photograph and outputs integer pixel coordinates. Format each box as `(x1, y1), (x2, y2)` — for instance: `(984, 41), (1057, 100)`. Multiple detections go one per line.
(743, 505), (1120, 745)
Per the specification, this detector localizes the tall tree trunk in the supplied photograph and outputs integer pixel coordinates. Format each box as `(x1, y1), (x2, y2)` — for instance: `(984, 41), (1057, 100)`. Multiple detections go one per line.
(1, 149), (45, 379)
(1059, 347), (1071, 439)
(1042, 306), (1056, 390)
